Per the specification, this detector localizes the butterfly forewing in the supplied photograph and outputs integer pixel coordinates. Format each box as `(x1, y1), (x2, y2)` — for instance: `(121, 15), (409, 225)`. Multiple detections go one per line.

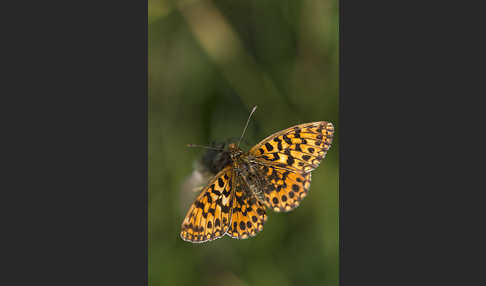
(180, 166), (234, 243)
(250, 121), (334, 173)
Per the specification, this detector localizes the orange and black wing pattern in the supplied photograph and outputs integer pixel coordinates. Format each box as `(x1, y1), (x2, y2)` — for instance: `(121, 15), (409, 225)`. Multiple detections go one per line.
(249, 121), (334, 211)
(250, 121), (334, 173)
(259, 165), (312, 212)
(180, 166), (234, 243)
(226, 176), (267, 239)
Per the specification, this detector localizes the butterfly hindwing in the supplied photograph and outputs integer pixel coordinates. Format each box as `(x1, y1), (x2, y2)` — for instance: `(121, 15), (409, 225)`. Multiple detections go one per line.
(180, 166), (234, 243)
(259, 165), (312, 212)
(250, 121), (334, 173)
(226, 176), (267, 239)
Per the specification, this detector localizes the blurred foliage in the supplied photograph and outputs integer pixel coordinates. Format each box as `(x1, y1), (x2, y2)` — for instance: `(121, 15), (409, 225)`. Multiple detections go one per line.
(149, 0), (339, 285)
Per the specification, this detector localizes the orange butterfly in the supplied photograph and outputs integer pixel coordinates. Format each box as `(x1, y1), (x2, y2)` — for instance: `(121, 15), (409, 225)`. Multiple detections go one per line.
(180, 106), (334, 243)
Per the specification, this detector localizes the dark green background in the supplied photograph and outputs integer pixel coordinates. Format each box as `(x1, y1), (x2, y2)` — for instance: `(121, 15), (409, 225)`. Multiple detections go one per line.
(149, 0), (338, 285)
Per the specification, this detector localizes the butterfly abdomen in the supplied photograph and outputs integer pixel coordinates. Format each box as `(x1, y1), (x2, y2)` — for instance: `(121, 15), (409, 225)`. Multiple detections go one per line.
(236, 160), (266, 203)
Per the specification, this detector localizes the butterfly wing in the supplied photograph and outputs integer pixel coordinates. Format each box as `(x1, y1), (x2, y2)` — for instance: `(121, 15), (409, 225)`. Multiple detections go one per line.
(258, 165), (312, 212)
(180, 166), (234, 243)
(249, 121), (334, 212)
(226, 175), (267, 239)
(249, 121), (334, 173)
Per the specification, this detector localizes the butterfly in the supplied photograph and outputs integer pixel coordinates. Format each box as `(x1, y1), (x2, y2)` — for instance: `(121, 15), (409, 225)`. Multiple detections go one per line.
(180, 106), (334, 243)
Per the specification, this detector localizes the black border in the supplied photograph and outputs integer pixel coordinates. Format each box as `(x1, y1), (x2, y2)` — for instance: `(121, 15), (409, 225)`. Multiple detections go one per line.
(340, 1), (482, 285)
(5, 1), (148, 284)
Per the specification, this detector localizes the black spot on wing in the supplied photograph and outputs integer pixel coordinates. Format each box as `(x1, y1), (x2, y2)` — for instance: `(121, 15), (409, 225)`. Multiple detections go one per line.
(282, 135), (292, 145)
(287, 156), (295, 166)
(205, 192), (212, 203)
(265, 142), (274, 151)
(295, 144), (302, 152)
(221, 205), (231, 213)
(273, 137), (283, 151)
(195, 201), (204, 209)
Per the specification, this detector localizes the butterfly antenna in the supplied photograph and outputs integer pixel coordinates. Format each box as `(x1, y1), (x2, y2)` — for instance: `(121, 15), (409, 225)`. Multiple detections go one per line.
(237, 105), (257, 147)
(186, 144), (224, 151)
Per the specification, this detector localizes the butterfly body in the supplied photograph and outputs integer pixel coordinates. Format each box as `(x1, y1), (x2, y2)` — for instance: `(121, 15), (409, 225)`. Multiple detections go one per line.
(180, 121), (334, 243)
(227, 143), (265, 202)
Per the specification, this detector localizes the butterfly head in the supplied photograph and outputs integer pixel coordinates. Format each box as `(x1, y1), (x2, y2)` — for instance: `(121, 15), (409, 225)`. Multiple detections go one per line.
(228, 143), (243, 160)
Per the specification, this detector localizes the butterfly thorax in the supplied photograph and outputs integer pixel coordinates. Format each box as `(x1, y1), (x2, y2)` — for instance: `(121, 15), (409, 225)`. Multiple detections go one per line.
(228, 143), (265, 202)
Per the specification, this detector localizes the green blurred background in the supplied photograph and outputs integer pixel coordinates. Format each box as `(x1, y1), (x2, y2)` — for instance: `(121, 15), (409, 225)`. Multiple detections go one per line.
(149, 0), (338, 285)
